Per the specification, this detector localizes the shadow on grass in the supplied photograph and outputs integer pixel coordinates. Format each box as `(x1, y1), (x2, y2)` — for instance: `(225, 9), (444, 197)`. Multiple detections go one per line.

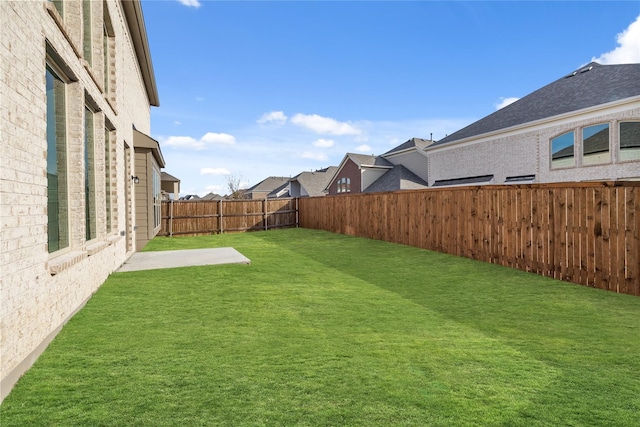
(248, 229), (640, 424)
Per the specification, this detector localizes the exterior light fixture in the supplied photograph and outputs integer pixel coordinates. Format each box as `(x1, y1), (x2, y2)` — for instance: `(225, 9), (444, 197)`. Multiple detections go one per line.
(131, 175), (140, 184)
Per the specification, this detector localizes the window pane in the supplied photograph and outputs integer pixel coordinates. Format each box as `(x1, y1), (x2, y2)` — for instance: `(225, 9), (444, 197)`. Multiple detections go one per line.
(46, 66), (69, 252)
(83, 1), (92, 65)
(620, 122), (640, 161)
(103, 25), (109, 91)
(85, 107), (96, 241)
(583, 123), (610, 165)
(551, 131), (575, 168)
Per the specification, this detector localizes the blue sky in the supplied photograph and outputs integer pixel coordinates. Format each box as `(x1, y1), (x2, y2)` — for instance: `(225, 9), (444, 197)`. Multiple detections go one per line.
(142, 1), (640, 196)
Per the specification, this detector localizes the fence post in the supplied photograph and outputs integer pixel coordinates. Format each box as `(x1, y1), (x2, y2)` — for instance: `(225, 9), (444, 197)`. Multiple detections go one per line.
(169, 199), (173, 237)
(296, 198), (299, 228)
(219, 199), (224, 234)
(264, 199), (268, 231)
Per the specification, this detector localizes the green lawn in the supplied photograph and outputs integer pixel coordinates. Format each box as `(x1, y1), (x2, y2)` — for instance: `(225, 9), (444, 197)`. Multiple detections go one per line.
(2, 228), (639, 426)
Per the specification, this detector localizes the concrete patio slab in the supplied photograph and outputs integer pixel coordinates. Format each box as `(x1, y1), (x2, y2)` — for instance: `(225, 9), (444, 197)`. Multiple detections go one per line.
(117, 247), (251, 272)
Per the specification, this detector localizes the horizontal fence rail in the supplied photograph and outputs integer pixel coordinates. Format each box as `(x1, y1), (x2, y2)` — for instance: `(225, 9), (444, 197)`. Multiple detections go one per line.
(298, 182), (640, 296)
(160, 198), (298, 237)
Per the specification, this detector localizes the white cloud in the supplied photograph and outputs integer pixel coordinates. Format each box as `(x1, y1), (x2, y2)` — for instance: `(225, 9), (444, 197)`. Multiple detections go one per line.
(178, 0), (201, 7)
(174, 121), (182, 125)
(299, 151), (329, 161)
(161, 132), (236, 150)
(163, 136), (204, 150)
(257, 111), (288, 125)
(495, 97), (519, 110)
(591, 15), (640, 64)
(201, 168), (231, 176)
(355, 144), (372, 153)
(291, 113), (361, 136)
(313, 138), (334, 148)
(201, 132), (236, 145)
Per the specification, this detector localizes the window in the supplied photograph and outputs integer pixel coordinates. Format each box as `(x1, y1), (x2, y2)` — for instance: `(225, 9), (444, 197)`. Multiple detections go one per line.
(83, 0), (92, 66)
(337, 177), (351, 193)
(620, 121), (640, 161)
(105, 126), (114, 232)
(85, 106), (97, 241)
(103, 7), (115, 97)
(582, 123), (610, 165)
(46, 64), (69, 253)
(551, 131), (575, 168)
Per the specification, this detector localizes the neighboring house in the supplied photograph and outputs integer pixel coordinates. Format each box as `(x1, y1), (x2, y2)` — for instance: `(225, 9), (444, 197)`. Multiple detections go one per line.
(326, 139), (431, 195)
(161, 171), (181, 200)
(243, 176), (290, 200)
(426, 62), (640, 186)
(179, 194), (201, 201)
(266, 167), (338, 199)
(290, 166), (338, 197)
(0, 0), (161, 401)
(326, 154), (393, 195)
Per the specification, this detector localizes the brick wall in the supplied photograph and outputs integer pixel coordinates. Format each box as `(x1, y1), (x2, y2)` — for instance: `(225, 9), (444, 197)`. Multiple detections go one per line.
(327, 159), (362, 195)
(0, 0), (154, 401)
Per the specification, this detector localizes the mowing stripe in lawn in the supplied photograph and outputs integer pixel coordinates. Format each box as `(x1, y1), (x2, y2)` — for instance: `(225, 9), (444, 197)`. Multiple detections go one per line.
(1, 229), (638, 426)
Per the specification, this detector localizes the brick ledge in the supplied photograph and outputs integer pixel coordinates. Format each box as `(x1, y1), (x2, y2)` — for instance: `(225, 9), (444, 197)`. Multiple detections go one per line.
(87, 241), (108, 256)
(48, 251), (85, 276)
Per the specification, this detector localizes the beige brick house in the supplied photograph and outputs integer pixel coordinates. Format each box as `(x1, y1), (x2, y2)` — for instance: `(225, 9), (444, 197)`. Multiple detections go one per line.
(0, 0), (162, 401)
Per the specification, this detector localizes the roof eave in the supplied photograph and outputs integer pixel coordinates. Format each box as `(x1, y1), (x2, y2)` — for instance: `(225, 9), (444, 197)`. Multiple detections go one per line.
(383, 147), (430, 158)
(121, 0), (159, 107)
(361, 165), (393, 170)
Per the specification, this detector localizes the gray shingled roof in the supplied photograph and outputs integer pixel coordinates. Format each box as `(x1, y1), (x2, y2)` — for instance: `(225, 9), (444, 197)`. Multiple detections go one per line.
(432, 62), (640, 147)
(292, 166), (338, 197)
(383, 138), (433, 156)
(246, 176), (290, 193)
(347, 153), (394, 167)
(365, 165), (428, 193)
(201, 192), (224, 201)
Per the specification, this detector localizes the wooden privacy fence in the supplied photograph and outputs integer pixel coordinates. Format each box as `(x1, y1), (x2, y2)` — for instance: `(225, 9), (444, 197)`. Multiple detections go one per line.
(160, 198), (298, 236)
(299, 182), (640, 296)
